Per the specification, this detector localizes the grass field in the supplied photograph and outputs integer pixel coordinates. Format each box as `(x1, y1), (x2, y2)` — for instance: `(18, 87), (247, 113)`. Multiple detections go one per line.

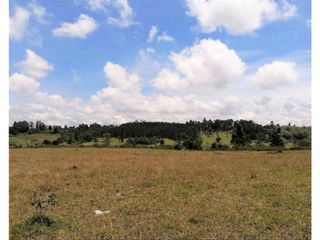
(10, 149), (310, 239)
(9, 133), (60, 148)
(201, 132), (232, 150)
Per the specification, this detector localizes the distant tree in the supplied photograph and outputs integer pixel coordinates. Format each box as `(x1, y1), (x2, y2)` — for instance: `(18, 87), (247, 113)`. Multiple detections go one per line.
(231, 121), (248, 146)
(12, 121), (29, 134)
(256, 132), (266, 144)
(216, 135), (221, 144)
(53, 127), (59, 134)
(270, 127), (284, 147)
(160, 139), (165, 145)
(36, 121), (46, 131)
(83, 134), (93, 142)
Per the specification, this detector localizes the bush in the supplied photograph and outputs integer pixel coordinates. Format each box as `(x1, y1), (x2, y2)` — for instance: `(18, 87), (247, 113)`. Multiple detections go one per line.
(174, 143), (183, 150)
(43, 140), (52, 145)
(126, 137), (156, 146)
(212, 142), (230, 150)
(83, 134), (93, 142)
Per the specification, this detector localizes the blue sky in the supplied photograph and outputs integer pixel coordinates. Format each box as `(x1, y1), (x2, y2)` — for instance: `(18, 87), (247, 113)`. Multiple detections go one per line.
(9, 0), (311, 126)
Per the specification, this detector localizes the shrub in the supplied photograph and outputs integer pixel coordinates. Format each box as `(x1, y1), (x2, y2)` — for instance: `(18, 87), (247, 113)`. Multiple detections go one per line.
(43, 140), (52, 145)
(174, 143), (183, 150)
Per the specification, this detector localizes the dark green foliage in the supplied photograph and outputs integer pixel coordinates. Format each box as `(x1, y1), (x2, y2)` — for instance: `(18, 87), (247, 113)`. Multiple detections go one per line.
(231, 121), (249, 146)
(10, 121), (29, 134)
(174, 143), (183, 150)
(9, 119), (311, 150)
(126, 137), (156, 146)
(212, 142), (230, 150)
(27, 214), (55, 227)
(42, 139), (52, 145)
(36, 121), (46, 131)
(270, 128), (284, 147)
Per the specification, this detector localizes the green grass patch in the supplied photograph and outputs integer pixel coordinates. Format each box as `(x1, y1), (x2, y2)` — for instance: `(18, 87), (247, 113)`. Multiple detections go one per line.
(201, 131), (231, 150)
(10, 133), (60, 148)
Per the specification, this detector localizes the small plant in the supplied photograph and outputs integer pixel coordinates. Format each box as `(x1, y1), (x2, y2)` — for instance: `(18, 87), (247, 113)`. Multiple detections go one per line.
(30, 187), (57, 226)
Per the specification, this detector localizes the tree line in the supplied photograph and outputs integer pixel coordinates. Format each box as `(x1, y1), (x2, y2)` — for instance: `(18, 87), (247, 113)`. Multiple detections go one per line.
(9, 119), (311, 150)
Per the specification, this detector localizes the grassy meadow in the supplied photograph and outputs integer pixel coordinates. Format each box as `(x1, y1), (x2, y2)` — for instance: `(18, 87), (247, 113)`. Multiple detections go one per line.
(10, 148), (311, 239)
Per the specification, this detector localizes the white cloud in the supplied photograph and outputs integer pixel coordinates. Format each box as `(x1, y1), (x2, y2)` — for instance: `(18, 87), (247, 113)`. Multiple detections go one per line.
(10, 2), (48, 42)
(147, 25), (158, 43)
(153, 39), (245, 92)
(255, 96), (272, 105)
(52, 14), (98, 38)
(151, 69), (188, 92)
(147, 26), (175, 43)
(85, 0), (135, 28)
(9, 73), (40, 92)
(28, 0), (47, 23)
(185, 0), (297, 35)
(104, 61), (142, 92)
(250, 61), (298, 89)
(283, 102), (295, 112)
(157, 32), (175, 42)
(10, 59), (310, 126)
(86, 0), (107, 10)
(107, 0), (135, 28)
(19, 49), (54, 79)
(10, 5), (31, 41)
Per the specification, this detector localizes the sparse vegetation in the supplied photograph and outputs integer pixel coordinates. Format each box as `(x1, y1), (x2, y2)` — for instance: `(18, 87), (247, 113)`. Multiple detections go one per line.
(9, 119), (311, 151)
(10, 148), (311, 239)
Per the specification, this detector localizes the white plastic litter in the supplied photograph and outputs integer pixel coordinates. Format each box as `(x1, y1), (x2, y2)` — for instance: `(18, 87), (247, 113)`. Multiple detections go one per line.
(94, 210), (111, 216)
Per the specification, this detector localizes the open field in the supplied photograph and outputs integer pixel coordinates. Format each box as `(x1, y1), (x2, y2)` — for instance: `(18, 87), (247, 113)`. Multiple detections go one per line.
(10, 148), (311, 239)
(9, 133), (60, 148)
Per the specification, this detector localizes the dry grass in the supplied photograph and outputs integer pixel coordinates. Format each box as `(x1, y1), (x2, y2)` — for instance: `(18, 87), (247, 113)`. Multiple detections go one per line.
(10, 148), (311, 239)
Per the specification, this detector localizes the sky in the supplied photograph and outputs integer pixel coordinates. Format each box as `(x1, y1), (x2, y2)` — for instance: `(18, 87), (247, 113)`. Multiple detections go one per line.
(9, 0), (311, 126)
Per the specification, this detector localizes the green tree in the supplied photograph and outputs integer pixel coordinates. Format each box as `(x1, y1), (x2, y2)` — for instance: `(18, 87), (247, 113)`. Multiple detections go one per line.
(231, 121), (248, 146)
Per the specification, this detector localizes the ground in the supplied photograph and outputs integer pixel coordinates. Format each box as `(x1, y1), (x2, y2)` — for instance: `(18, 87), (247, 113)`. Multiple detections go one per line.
(10, 148), (311, 239)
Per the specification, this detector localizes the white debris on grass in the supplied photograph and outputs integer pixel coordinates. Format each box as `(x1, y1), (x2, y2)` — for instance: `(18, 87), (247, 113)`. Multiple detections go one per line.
(94, 210), (111, 216)
(116, 192), (123, 197)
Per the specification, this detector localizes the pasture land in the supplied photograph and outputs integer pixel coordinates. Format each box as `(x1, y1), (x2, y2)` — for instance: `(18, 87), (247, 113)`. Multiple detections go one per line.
(9, 133), (60, 148)
(10, 149), (311, 239)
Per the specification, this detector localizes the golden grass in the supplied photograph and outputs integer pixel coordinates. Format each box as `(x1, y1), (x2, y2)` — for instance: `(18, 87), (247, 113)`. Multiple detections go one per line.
(10, 148), (311, 239)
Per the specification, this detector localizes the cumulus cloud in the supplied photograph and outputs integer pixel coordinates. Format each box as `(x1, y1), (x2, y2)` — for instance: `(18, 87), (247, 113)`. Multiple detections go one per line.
(10, 5), (31, 41)
(10, 2), (48, 42)
(151, 69), (188, 92)
(104, 61), (142, 92)
(52, 14), (98, 38)
(147, 25), (158, 43)
(10, 50), (53, 93)
(19, 49), (54, 79)
(250, 61), (298, 89)
(185, 0), (297, 35)
(152, 39), (245, 92)
(157, 32), (175, 42)
(10, 59), (310, 126)
(9, 73), (40, 92)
